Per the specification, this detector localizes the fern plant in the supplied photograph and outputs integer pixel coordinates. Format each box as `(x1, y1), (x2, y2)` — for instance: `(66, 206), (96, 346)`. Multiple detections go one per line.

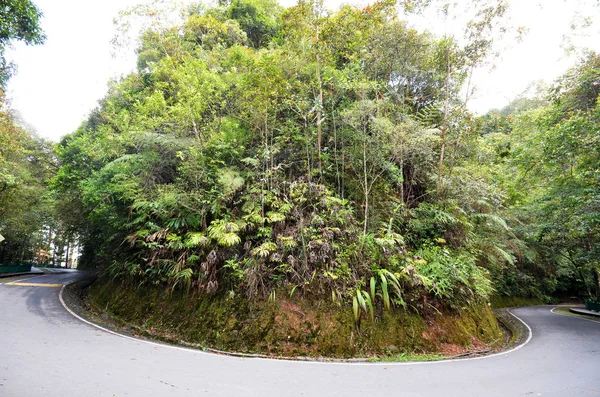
(184, 232), (210, 248)
(171, 268), (193, 294)
(251, 241), (278, 258)
(207, 218), (244, 247)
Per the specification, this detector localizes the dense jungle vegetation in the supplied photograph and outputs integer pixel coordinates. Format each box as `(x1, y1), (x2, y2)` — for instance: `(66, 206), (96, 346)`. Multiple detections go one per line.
(2, 0), (599, 327)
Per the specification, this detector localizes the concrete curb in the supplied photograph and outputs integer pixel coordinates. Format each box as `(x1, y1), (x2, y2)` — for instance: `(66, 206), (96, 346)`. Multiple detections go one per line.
(494, 308), (531, 348)
(569, 307), (600, 318)
(550, 306), (600, 325)
(0, 271), (43, 279)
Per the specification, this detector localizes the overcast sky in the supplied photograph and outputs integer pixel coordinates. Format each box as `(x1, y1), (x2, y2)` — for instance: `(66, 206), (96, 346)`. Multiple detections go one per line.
(4, 0), (599, 141)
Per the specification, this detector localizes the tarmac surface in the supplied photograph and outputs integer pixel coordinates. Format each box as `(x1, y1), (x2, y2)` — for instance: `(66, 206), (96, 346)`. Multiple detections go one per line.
(1, 270), (599, 397)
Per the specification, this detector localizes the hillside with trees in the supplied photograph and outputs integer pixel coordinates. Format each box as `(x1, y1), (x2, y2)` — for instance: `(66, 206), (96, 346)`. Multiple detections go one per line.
(2, 0), (599, 357)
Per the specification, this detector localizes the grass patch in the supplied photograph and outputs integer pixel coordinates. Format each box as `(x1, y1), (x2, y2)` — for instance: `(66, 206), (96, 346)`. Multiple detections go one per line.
(368, 353), (447, 362)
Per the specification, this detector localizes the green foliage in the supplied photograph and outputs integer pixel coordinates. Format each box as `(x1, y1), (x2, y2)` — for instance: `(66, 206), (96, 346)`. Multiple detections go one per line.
(224, 0), (281, 48)
(208, 219), (243, 247)
(0, 0), (46, 87)
(0, 96), (57, 264)
(352, 288), (374, 322)
(374, 269), (406, 310)
(413, 244), (493, 305)
(49, 0), (600, 320)
(489, 53), (600, 300)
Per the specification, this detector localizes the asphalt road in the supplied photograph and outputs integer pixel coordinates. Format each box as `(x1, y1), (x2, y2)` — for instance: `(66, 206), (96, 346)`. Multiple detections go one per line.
(1, 271), (599, 397)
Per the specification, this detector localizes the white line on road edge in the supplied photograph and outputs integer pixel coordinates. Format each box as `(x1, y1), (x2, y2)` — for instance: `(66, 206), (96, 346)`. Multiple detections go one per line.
(59, 284), (534, 366)
(550, 306), (600, 325)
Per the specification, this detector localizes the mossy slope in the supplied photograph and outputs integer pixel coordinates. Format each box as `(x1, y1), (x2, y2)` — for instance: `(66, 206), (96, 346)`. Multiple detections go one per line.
(87, 279), (504, 358)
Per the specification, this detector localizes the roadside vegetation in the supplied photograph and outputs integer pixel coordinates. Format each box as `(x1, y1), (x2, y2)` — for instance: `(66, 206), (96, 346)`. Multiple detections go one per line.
(1, 0), (599, 356)
(0, 0), (62, 265)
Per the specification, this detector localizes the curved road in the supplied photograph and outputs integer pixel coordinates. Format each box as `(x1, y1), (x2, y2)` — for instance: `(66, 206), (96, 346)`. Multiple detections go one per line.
(1, 271), (599, 397)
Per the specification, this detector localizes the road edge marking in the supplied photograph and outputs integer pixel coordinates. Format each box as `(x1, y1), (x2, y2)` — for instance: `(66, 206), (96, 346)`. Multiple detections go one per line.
(59, 284), (535, 366)
(5, 282), (62, 287)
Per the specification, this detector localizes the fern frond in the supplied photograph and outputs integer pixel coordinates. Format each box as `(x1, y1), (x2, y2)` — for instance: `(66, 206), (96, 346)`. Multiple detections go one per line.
(184, 232), (209, 248)
(266, 211), (286, 223)
(251, 241), (278, 258)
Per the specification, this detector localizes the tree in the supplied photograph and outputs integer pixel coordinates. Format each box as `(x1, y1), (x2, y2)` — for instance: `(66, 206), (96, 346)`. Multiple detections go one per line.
(488, 53), (600, 299)
(0, 0), (46, 88)
(51, 0), (542, 315)
(224, 0), (281, 48)
(0, 95), (56, 264)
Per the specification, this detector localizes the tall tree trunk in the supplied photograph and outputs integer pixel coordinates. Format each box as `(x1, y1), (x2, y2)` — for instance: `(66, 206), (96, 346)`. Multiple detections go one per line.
(363, 137), (369, 236)
(314, 7), (323, 175)
(399, 137), (405, 206)
(262, 107), (268, 223)
(316, 55), (323, 174)
(65, 240), (70, 269)
(436, 53), (451, 200)
(332, 102), (341, 196)
(192, 119), (200, 141)
(18, 241), (26, 264)
(594, 269), (600, 300)
(437, 127), (447, 200)
(305, 116), (311, 182)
